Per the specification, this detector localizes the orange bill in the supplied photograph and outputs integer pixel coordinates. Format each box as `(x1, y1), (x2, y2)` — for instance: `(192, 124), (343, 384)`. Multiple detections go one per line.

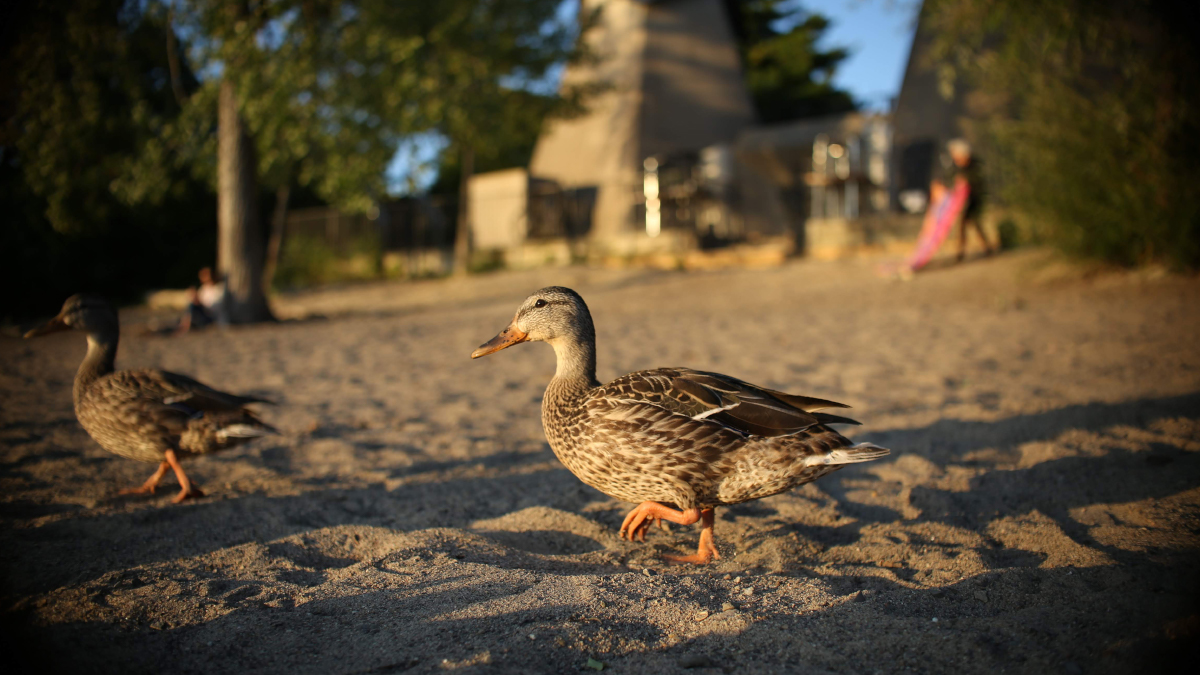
(471, 325), (528, 358)
(24, 315), (68, 338)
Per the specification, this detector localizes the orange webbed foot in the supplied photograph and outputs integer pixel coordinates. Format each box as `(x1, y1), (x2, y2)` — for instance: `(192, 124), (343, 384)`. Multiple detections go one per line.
(663, 538), (720, 565)
(171, 486), (205, 504)
(663, 509), (719, 565)
(619, 502), (700, 543)
(119, 461), (170, 497)
(119, 485), (157, 496)
(163, 450), (203, 504)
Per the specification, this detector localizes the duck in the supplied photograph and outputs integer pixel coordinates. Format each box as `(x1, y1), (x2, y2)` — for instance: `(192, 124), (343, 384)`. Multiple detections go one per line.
(471, 287), (890, 564)
(25, 294), (276, 503)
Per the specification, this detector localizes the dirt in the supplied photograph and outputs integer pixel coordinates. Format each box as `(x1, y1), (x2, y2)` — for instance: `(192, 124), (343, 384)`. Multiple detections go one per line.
(1, 250), (1198, 674)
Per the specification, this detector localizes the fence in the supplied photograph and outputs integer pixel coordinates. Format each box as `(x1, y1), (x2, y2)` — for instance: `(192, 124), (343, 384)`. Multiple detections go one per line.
(285, 197), (457, 255)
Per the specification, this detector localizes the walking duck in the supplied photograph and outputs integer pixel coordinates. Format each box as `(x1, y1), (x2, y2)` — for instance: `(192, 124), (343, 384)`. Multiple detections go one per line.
(25, 294), (276, 503)
(472, 287), (890, 564)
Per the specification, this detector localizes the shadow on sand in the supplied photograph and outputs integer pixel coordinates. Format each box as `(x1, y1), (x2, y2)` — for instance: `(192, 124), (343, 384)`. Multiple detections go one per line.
(2, 392), (1198, 673)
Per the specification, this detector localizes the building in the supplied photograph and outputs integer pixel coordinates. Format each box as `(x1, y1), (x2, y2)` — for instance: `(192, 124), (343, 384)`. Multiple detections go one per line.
(470, 0), (783, 262)
(737, 112), (902, 259)
(890, 2), (971, 215)
(467, 0), (943, 265)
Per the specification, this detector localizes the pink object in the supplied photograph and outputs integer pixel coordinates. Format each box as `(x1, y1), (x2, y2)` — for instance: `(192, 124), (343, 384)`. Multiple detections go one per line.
(905, 181), (970, 272)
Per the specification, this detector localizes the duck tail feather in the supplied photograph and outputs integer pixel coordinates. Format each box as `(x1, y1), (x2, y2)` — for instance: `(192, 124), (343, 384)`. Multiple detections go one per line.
(217, 423), (277, 441)
(805, 442), (891, 466)
(813, 412), (862, 426)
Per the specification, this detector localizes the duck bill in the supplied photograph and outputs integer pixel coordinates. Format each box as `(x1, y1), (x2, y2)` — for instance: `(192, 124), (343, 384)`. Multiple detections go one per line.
(471, 325), (528, 359)
(24, 316), (68, 338)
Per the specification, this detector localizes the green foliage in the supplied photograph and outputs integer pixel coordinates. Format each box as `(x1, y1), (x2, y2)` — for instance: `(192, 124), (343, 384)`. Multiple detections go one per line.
(996, 218), (1020, 251)
(1, 0), (595, 317)
(273, 233), (383, 289)
(3, 0), (199, 233)
(926, 0), (1200, 269)
(0, 0), (217, 319)
(724, 0), (856, 123)
(431, 89), (562, 195)
(146, 0), (590, 213)
(422, 0), (598, 193)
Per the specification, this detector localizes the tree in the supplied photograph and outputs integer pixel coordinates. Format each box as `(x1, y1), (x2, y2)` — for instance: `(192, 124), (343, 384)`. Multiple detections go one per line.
(428, 88), (583, 274)
(161, 0), (590, 308)
(0, 0), (217, 320)
(925, 0), (1200, 269)
(2, 0), (199, 234)
(430, 89), (565, 196)
(4, 0), (596, 319)
(723, 0), (856, 123)
(377, 0), (591, 274)
(160, 0), (398, 322)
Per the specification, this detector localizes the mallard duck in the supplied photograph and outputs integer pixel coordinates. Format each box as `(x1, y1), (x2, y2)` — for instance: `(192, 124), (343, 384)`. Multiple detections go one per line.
(25, 294), (276, 503)
(472, 287), (890, 564)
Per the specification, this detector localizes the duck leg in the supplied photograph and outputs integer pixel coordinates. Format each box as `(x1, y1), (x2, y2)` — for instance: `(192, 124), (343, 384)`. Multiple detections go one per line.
(163, 449), (205, 503)
(663, 508), (720, 565)
(119, 461), (171, 496)
(619, 502), (700, 542)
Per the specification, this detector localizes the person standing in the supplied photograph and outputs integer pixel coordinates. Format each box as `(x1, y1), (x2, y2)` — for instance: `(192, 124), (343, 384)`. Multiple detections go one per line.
(942, 138), (994, 261)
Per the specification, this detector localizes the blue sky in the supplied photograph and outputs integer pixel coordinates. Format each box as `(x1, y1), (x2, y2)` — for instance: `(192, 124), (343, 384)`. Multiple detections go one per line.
(807, 0), (920, 110)
(386, 0), (920, 194)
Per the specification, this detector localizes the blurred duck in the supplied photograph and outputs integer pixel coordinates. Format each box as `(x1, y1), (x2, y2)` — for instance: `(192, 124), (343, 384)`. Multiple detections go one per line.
(25, 294), (275, 503)
(472, 287), (890, 564)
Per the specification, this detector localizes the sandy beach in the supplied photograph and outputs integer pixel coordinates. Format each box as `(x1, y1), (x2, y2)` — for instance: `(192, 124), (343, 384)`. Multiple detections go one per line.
(2, 250), (1198, 674)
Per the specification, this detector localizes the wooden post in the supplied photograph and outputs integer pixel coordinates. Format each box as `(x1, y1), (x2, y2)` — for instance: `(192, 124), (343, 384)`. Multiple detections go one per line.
(453, 146), (475, 276)
(262, 183), (291, 290)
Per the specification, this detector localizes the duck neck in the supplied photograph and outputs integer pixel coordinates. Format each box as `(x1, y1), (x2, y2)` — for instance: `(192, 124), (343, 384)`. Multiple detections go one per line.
(547, 332), (598, 399)
(75, 332), (117, 403)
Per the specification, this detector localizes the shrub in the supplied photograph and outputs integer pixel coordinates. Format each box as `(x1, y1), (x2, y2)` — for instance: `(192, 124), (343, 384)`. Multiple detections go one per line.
(927, 0), (1200, 269)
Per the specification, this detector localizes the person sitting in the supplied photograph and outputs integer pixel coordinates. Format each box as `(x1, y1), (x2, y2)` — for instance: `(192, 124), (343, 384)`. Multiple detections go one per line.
(174, 267), (229, 334)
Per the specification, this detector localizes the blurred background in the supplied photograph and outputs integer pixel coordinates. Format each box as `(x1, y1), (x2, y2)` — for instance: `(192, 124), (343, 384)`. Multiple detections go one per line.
(1, 0), (1197, 322)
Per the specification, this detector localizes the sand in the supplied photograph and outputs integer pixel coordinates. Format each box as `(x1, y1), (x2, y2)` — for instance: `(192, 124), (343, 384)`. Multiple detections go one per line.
(1, 250), (1198, 674)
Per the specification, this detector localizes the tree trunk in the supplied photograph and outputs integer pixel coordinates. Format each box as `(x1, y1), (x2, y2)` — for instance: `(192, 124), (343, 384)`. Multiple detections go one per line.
(453, 146), (475, 276)
(217, 79), (273, 323)
(262, 183), (291, 290)
(165, 11), (187, 107)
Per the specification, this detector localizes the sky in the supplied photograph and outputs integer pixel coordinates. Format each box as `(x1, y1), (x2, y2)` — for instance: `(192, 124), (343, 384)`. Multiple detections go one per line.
(806, 0), (920, 111)
(386, 0), (921, 194)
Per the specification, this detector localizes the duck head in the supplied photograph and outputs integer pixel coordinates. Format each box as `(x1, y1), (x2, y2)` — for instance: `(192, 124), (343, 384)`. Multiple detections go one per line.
(25, 294), (118, 339)
(471, 286), (595, 358)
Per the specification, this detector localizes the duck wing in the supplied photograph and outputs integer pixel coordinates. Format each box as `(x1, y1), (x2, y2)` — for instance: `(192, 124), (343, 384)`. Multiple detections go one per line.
(94, 370), (276, 453)
(113, 368), (274, 411)
(596, 367), (857, 438)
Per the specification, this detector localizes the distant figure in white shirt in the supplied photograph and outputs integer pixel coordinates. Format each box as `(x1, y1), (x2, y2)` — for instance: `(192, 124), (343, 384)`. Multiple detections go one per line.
(175, 267), (229, 334)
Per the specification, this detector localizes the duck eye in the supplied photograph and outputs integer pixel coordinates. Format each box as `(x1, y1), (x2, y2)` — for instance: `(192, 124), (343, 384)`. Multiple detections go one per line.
(534, 299), (547, 308)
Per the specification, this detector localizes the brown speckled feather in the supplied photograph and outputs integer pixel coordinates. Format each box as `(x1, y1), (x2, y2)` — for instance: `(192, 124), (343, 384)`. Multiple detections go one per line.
(481, 288), (891, 513)
(27, 294), (276, 504)
(77, 368), (274, 463)
(477, 287), (891, 562)
(27, 294), (278, 467)
(594, 367), (856, 437)
(544, 369), (867, 509)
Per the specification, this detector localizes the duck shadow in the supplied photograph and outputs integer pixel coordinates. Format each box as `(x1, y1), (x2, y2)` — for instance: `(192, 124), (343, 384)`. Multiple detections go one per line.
(5, 391), (1199, 600)
(856, 391), (1200, 465)
(907, 445), (1200, 558)
(2, 390), (1198, 675)
(857, 392), (1200, 564)
(724, 391), (1200, 580)
(0, 459), (614, 599)
(4, 550), (1196, 675)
